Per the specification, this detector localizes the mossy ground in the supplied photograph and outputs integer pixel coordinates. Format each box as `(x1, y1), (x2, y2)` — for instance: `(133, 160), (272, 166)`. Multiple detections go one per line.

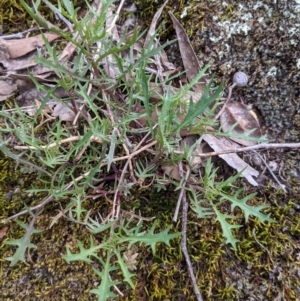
(1, 171), (299, 300)
(0, 1), (300, 300)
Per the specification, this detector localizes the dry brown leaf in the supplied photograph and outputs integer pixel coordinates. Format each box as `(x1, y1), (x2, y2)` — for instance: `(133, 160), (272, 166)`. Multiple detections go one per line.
(48, 100), (76, 121)
(0, 80), (18, 101)
(0, 33), (60, 59)
(3, 54), (37, 71)
(168, 11), (207, 92)
(15, 78), (36, 93)
(32, 64), (54, 77)
(202, 134), (259, 186)
(0, 43), (11, 71)
(220, 102), (261, 146)
(0, 226), (9, 240)
(162, 164), (181, 181)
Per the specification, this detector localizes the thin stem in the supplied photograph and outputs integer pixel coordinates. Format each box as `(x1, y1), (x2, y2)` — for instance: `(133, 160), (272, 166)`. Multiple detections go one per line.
(0, 139), (52, 177)
(214, 82), (236, 120)
(181, 170), (204, 301)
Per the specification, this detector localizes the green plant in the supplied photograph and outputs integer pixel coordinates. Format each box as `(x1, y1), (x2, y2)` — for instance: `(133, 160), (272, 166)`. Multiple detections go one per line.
(189, 158), (274, 249)
(0, 0), (274, 300)
(63, 218), (180, 300)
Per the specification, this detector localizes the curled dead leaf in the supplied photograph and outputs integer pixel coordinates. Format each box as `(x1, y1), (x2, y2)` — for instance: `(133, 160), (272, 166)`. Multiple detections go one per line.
(220, 102), (262, 146)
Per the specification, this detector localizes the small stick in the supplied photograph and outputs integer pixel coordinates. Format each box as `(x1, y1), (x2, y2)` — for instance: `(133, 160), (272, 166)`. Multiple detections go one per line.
(255, 152), (287, 192)
(106, 0), (126, 34)
(173, 163), (190, 222)
(181, 170), (204, 301)
(0, 27), (41, 39)
(214, 83), (236, 120)
(174, 142), (300, 157)
(14, 135), (102, 150)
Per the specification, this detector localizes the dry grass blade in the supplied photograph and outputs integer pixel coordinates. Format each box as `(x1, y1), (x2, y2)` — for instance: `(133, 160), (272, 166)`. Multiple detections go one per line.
(144, 0), (169, 48)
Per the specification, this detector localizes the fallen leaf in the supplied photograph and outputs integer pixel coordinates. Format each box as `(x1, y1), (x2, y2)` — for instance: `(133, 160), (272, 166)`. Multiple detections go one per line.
(168, 11), (207, 92)
(48, 100), (76, 121)
(0, 226), (9, 240)
(162, 165), (181, 181)
(220, 102), (262, 146)
(0, 43), (10, 65)
(202, 134), (259, 186)
(0, 32), (60, 59)
(9, 73), (56, 84)
(1, 52), (37, 72)
(0, 80), (18, 101)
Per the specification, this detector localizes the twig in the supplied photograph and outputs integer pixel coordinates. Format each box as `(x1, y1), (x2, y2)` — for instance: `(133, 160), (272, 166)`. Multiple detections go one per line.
(106, 0), (126, 34)
(181, 169), (204, 301)
(173, 162), (190, 222)
(0, 27), (42, 39)
(14, 135), (102, 150)
(214, 83), (236, 120)
(107, 140), (157, 164)
(252, 228), (273, 264)
(255, 152), (287, 192)
(0, 138), (51, 177)
(2, 193), (55, 223)
(174, 142), (300, 157)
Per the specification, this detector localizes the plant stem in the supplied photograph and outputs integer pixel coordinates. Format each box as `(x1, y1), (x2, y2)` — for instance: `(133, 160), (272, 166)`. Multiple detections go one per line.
(0, 139), (52, 177)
